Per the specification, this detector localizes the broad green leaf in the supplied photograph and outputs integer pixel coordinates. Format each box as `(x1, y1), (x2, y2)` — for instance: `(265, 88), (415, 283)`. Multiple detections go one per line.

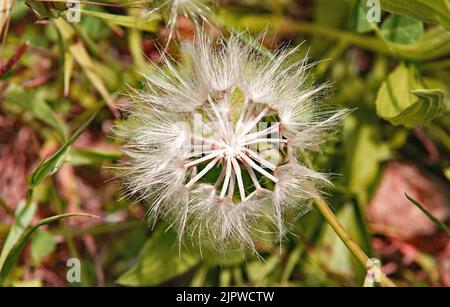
(0, 201), (37, 273)
(31, 230), (56, 262)
(65, 148), (121, 166)
(5, 85), (67, 142)
(347, 125), (379, 194)
(0, 212), (96, 284)
(380, 15), (424, 45)
(349, 0), (373, 33)
(405, 194), (450, 236)
(117, 226), (199, 286)
(380, 0), (450, 30)
(376, 64), (448, 128)
(28, 108), (100, 188)
(344, 116), (389, 196)
(394, 89), (447, 127)
(394, 26), (450, 61)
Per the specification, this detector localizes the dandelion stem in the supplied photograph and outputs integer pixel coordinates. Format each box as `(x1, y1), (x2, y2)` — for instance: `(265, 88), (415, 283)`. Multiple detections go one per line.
(313, 196), (396, 287)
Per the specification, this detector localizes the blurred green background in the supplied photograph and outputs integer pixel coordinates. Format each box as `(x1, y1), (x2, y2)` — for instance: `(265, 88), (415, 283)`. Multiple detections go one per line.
(0, 0), (449, 287)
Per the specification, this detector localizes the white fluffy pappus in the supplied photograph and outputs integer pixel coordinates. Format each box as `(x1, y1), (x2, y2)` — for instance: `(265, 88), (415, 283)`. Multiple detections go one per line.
(116, 32), (347, 251)
(155, 0), (216, 46)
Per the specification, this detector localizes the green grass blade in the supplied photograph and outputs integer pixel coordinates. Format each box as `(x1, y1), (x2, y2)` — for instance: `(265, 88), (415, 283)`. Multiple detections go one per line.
(405, 193), (450, 237)
(0, 213), (97, 284)
(0, 201), (37, 273)
(28, 107), (101, 188)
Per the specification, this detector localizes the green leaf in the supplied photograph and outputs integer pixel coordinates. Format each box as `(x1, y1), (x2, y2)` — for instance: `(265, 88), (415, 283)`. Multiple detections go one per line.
(380, 0), (450, 30)
(380, 15), (424, 45)
(394, 26), (450, 61)
(117, 226), (199, 286)
(5, 85), (67, 142)
(31, 231), (56, 262)
(28, 108), (100, 188)
(405, 194), (450, 237)
(376, 63), (448, 128)
(397, 89), (448, 127)
(347, 125), (380, 194)
(344, 115), (389, 196)
(65, 148), (121, 166)
(0, 202), (37, 273)
(349, 0), (373, 33)
(0, 213), (97, 284)
(220, 10), (450, 61)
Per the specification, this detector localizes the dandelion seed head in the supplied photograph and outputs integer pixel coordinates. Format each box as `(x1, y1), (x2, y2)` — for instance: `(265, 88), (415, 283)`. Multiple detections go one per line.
(117, 32), (345, 250)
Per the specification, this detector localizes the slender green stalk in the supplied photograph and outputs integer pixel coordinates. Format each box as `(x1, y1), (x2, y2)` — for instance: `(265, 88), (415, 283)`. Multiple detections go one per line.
(313, 197), (396, 287)
(405, 194), (450, 237)
(292, 21), (390, 55)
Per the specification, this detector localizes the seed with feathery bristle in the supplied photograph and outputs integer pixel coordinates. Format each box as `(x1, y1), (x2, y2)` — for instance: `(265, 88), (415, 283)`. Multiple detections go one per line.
(155, 0), (215, 46)
(116, 32), (346, 251)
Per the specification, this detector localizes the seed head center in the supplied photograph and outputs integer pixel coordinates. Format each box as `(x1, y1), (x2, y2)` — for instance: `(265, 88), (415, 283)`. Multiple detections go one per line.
(224, 144), (241, 158)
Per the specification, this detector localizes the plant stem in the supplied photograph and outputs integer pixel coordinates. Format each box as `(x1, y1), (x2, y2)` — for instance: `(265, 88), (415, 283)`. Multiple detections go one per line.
(313, 196), (396, 287)
(423, 58), (450, 71)
(0, 42), (29, 78)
